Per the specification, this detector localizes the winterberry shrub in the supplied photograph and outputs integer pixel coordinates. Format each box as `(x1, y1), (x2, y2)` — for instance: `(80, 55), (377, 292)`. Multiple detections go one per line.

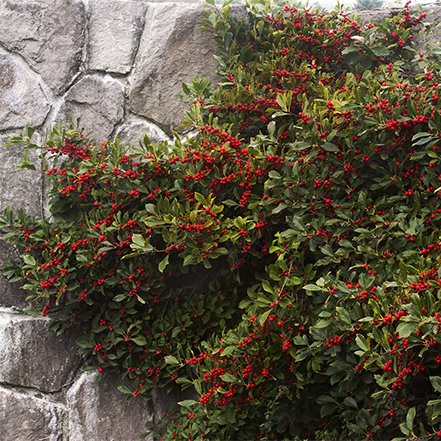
(3, 0), (441, 440)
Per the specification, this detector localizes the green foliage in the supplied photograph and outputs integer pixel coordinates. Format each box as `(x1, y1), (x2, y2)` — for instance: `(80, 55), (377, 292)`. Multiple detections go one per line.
(353, 0), (383, 11)
(3, 1), (441, 440)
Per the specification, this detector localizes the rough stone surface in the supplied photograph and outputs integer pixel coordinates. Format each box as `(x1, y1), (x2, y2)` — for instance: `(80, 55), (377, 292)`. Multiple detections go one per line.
(58, 75), (124, 142)
(116, 116), (171, 147)
(67, 370), (153, 441)
(0, 387), (64, 441)
(0, 52), (51, 131)
(0, 315), (82, 392)
(151, 384), (197, 430)
(0, 240), (32, 311)
(88, 0), (147, 74)
(353, 8), (392, 24)
(0, 0), (85, 96)
(128, 3), (220, 135)
(408, 4), (441, 48)
(89, 0), (204, 1)
(0, 138), (43, 216)
(354, 4), (441, 47)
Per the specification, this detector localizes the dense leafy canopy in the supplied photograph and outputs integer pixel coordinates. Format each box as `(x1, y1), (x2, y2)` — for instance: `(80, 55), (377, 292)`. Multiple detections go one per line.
(353, 0), (383, 11)
(3, 1), (441, 440)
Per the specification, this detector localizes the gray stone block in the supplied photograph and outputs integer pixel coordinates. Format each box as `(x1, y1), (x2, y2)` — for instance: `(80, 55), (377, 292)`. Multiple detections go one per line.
(67, 370), (153, 441)
(0, 387), (64, 441)
(58, 75), (124, 142)
(354, 6), (441, 49)
(0, 315), (82, 392)
(0, 0), (85, 95)
(0, 52), (51, 131)
(128, 3), (220, 135)
(0, 140), (42, 216)
(88, 0), (148, 74)
(116, 116), (170, 147)
(0, 240), (31, 311)
(354, 8), (392, 25)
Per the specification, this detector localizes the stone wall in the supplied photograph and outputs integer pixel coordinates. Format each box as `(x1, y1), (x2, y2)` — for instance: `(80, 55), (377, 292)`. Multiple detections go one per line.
(0, 0), (222, 439)
(0, 1), (440, 440)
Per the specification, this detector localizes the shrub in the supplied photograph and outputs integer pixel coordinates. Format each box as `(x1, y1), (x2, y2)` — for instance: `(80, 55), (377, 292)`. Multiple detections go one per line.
(3, 1), (441, 440)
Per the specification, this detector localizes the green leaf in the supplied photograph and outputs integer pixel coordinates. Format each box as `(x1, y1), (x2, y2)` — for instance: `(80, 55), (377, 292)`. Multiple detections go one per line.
(194, 380), (202, 395)
(223, 199), (238, 206)
(336, 307), (352, 326)
(355, 335), (370, 352)
(316, 395), (336, 404)
(172, 326), (182, 338)
(276, 94), (286, 111)
(221, 345), (236, 357)
(406, 407), (416, 433)
(292, 141), (310, 151)
(131, 336), (147, 346)
(178, 400), (198, 408)
(136, 294), (146, 304)
(371, 389), (388, 398)
(117, 386), (133, 395)
(220, 373), (237, 382)
(262, 279), (273, 293)
(343, 396), (358, 409)
(320, 402), (338, 418)
(158, 254), (169, 273)
(320, 244), (334, 257)
(194, 192), (207, 205)
(23, 308), (40, 316)
(396, 322), (417, 338)
(430, 376), (441, 393)
(371, 46), (389, 57)
(399, 421), (410, 436)
(23, 254), (36, 266)
(144, 203), (156, 213)
(259, 309), (272, 324)
(268, 170), (281, 179)
(175, 377), (192, 384)
(132, 234), (146, 247)
(322, 142), (339, 152)
(165, 355), (179, 365)
(412, 132), (431, 141)
(314, 319), (330, 329)
(303, 284), (322, 291)
(267, 121), (276, 139)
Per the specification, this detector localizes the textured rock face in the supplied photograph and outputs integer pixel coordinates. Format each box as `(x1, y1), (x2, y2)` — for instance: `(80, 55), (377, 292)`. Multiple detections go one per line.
(0, 0), (85, 96)
(128, 3), (219, 135)
(0, 52), (51, 131)
(0, 387), (65, 441)
(0, 241), (31, 311)
(151, 384), (198, 431)
(353, 8), (391, 24)
(58, 75), (124, 141)
(67, 370), (154, 441)
(354, 4), (441, 48)
(116, 116), (170, 147)
(88, 1), (147, 74)
(0, 2), (226, 437)
(0, 135), (41, 311)
(0, 140), (43, 216)
(0, 315), (82, 392)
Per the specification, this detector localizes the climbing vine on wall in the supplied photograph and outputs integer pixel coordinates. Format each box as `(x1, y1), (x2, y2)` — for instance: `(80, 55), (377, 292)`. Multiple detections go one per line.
(3, 0), (441, 439)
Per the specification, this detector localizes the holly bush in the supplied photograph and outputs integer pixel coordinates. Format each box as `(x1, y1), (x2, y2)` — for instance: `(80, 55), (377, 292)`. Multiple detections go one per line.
(3, 0), (441, 440)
